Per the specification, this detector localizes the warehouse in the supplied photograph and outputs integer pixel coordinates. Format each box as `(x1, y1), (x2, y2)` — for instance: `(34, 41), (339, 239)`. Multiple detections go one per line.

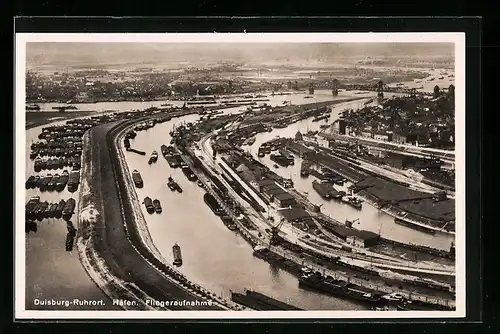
(324, 224), (380, 248)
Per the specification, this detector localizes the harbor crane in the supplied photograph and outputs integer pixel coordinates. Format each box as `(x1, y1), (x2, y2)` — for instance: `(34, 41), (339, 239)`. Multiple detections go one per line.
(269, 218), (286, 246)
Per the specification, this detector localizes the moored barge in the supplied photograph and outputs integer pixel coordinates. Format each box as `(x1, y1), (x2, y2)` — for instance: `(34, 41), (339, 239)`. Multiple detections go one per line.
(204, 193), (224, 216)
(144, 196), (154, 214)
(132, 169), (144, 188)
(394, 218), (436, 235)
(67, 170), (80, 192)
(62, 198), (76, 221)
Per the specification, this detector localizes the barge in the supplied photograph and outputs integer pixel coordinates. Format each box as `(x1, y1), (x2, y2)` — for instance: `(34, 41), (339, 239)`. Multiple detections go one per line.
(394, 218), (436, 235)
(132, 169), (144, 188)
(172, 243), (183, 266)
(312, 114), (331, 122)
(67, 170), (80, 192)
(144, 196), (155, 214)
(299, 272), (382, 305)
(167, 176), (182, 193)
(55, 170), (69, 192)
(342, 196), (363, 210)
(220, 215), (237, 230)
(204, 193), (224, 216)
(62, 198), (76, 221)
(153, 199), (162, 214)
(300, 160), (311, 177)
(148, 150), (159, 165)
(312, 180), (332, 200)
(181, 166), (198, 182)
(55, 199), (65, 219)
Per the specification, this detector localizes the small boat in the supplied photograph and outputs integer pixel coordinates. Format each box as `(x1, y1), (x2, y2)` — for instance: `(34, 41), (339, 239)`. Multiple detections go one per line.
(153, 199), (162, 214)
(197, 180), (204, 187)
(167, 176), (178, 191)
(132, 169), (144, 188)
(273, 164), (279, 168)
(144, 197), (155, 214)
(172, 243), (183, 266)
(148, 150), (158, 165)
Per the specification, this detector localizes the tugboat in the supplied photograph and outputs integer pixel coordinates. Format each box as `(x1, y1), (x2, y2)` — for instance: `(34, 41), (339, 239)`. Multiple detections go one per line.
(167, 176), (178, 191)
(148, 150), (158, 165)
(153, 199), (162, 214)
(172, 243), (183, 266)
(343, 196), (363, 210)
(132, 169), (144, 188)
(144, 196), (155, 214)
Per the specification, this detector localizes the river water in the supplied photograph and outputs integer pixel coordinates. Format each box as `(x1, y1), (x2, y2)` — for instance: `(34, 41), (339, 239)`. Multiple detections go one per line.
(23, 88), (453, 311)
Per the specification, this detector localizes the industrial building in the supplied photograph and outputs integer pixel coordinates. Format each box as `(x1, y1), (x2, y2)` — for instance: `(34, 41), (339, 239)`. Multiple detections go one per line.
(324, 224), (380, 248)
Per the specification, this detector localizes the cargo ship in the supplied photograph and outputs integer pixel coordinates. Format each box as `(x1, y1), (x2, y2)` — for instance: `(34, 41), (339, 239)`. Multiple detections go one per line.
(394, 218), (436, 235)
(62, 198), (76, 221)
(181, 166), (198, 182)
(312, 180), (332, 200)
(153, 199), (162, 214)
(144, 197), (155, 214)
(55, 170), (69, 192)
(204, 193), (224, 216)
(67, 170), (80, 192)
(172, 243), (183, 266)
(298, 272), (382, 304)
(132, 169), (144, 188)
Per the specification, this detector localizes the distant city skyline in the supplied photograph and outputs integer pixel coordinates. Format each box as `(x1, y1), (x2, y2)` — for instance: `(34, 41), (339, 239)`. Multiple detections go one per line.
(26, 42), (454, 71)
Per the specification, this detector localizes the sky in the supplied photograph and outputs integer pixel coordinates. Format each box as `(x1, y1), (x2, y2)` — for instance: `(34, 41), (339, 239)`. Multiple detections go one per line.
(26, 42), (455, 70)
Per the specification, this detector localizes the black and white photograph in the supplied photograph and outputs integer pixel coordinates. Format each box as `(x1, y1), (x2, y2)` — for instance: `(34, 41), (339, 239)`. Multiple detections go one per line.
(15, 33), (465, 319)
